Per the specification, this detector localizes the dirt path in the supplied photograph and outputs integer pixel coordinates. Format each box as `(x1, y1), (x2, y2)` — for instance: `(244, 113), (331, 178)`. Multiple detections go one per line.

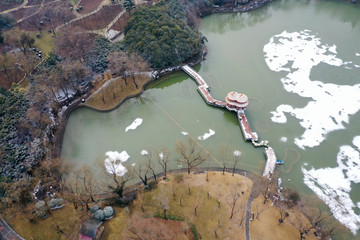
(0, 0), (28, 14)
(55, 0), (109, 31)
(0, 217), (25, 240)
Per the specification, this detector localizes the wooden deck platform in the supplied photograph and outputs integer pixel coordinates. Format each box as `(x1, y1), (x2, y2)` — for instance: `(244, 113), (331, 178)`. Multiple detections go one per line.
(237, 111), (258, 141)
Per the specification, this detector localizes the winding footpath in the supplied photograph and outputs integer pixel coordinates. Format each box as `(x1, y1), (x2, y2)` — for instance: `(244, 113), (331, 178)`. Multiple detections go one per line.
(0, 217), (25, 240)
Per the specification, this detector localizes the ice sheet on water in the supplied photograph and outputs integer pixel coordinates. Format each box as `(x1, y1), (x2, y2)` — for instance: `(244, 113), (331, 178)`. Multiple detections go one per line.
(264, 30), (360, 149)
(140, 150), (148, 155)
(233, 150), (241, 156)
(302, 136), (360, 234)
(125, 118), (143, 132)
(198, 129), (215, 140)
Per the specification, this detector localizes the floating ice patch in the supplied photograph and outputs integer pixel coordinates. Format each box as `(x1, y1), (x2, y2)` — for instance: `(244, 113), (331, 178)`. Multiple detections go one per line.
(181, 131), (188, 136)
(302, 136), (360, 234)
(198, 129), (215, 140)
(131, 163), (136, 167)
(140, 150), (148, 155)
(280, 137), (288, 143)
(233, 150), (242, 156)
(125, 118), (143, 132)
(264, 30), (360, 149)
(104, 151), (129, 176)
(159, 152), (164, 160)
(356, 52), (360, 56)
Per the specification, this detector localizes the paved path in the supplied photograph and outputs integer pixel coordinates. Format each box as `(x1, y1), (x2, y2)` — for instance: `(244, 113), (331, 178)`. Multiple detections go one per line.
(244, 179), (260, 240)
(0, 217), (25, 240)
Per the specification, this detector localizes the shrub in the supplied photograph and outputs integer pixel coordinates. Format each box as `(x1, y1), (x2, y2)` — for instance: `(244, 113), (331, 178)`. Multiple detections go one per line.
(104, 206), (114, 218)
(93, 209), (105, 221)
(48, 199), (57, 209)
(56, 198), (64, 207)
(282, 188), (300, 207)
(90, 205), (100, 214)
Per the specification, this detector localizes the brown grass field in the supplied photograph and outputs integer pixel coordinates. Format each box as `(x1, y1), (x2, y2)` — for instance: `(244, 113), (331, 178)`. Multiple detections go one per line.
(78, 0), (104, 14)
(68, 4), (123, 31)
(5, 172), (322, 240)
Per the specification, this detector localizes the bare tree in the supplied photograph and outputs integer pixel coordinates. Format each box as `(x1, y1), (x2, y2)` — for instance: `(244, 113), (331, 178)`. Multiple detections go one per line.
(157, 147), (169, 179)
(226, 185), (242, 219)
(127, 52), (150, 89)
(142, 150), (157, 182)
(218, 145), (231, 175)
(66, 165), (98, 211)
(3, 28), (35, 54)
(154, 189), (171, 219)
(175, 137), (208, 174)
(103, 160), (133, 199)
(291, 214), (312, 240)
(107, 51), (128, 85)
(133, 163), (149, 186)
(278, 205), (288, 224)
(254, 175), (277, 204)
(54, 27), (93, 62)
(0, 53), (17, 85)
(22, 9), (42, 31)
(42, 4), (73, 34)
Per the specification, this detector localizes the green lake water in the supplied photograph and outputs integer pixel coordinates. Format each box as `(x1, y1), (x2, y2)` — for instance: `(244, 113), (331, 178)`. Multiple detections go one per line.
(62, 0), (360, 235)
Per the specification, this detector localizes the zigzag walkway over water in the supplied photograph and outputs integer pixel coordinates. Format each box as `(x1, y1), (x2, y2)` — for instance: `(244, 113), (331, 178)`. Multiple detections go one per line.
(181, 64), (277, 179)
(181, 64), (279, 240)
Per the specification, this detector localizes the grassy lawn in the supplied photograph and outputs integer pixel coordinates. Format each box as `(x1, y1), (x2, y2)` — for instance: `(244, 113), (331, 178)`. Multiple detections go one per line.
(102, 172), (252, 239)
(85, 73), (152, 111)
(68, 0), (81, 6)
(5, 172), (324, 240)
(250, 196), (318, 240)
(9, 205), (87, 240)
(31, 31), (55, 56)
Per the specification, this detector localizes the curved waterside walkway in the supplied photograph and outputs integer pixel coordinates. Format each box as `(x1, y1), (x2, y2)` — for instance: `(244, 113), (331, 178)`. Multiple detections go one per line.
(0, 217), (25, 240)
(181, 65), (277, 179)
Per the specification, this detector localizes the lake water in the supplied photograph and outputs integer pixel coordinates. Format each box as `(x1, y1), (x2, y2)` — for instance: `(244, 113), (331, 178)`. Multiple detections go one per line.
(62, 0), (360, 235)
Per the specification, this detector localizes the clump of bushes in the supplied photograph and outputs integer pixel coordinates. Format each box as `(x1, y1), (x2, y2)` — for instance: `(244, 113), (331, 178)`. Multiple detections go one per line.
(91, 205), (115, 220)
(123, 1), (203, 68)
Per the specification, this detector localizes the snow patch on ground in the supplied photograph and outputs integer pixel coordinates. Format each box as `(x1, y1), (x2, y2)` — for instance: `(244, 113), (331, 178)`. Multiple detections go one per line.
(125, 118), (143, 132)
(302, 136), (360, 234)
(104, 151), (130, 176)
(264, 30), (360, 149)
(197, 129), (215, 140)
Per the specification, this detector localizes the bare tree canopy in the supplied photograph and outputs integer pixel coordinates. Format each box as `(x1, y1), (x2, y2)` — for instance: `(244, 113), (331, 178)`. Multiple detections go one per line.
(157, 147), (170, 179)
(175, 137), (208, 174)
(108, 51), (151, 88)
(54, 27), (94, 62)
